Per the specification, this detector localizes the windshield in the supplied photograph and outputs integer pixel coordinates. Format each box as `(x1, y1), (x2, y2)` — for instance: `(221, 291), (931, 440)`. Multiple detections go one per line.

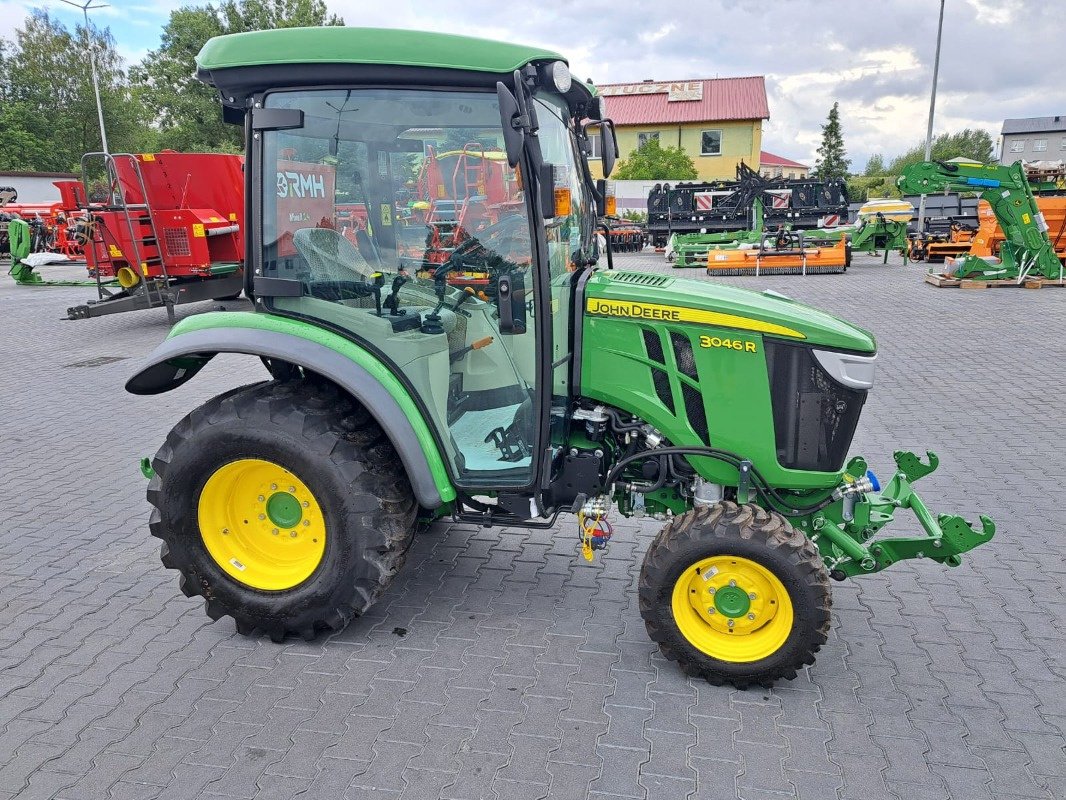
(261, 88), (531, 284)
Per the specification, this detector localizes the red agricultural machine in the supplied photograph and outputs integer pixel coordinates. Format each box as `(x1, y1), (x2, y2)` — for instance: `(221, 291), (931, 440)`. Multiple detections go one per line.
(59, 151), (247, 320)
(408, 144), (523, 287)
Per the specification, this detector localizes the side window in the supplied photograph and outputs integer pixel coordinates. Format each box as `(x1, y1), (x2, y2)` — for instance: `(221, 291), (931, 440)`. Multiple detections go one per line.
(260, 89), (540, 488)
(701, 130), (722, 156)
(638, 132), (660, 148)
(587, 132), (603, 159)
(1009, 140), (1025, 153)
(535, 95), (596, 437)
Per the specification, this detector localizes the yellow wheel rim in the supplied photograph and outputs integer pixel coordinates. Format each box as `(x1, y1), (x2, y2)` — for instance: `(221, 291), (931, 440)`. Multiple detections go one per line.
(671, 555), (794, 663)
(198, 458), (326, 591)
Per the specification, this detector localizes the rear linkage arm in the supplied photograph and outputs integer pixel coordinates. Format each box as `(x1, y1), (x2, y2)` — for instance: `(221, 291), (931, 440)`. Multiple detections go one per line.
(793, 451), (995, 579)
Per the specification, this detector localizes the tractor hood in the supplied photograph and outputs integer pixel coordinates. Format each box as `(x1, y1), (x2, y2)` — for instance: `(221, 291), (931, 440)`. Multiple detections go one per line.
(584, 271), (876, 353)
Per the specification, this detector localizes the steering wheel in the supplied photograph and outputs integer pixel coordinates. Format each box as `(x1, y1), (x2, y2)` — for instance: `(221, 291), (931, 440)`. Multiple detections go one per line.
(433, 213), (530, 286)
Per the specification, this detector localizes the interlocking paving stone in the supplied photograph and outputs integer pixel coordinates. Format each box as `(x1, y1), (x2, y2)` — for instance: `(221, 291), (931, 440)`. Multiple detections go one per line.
(2, 253), (1064, 798)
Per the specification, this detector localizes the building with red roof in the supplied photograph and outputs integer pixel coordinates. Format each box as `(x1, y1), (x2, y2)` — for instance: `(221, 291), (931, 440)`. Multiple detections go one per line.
(759, 150), (810, 179)
(589, 77), (770, 181)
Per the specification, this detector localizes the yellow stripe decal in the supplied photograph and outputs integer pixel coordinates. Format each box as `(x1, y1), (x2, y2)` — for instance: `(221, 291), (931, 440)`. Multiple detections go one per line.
(585, 298), (806, 339)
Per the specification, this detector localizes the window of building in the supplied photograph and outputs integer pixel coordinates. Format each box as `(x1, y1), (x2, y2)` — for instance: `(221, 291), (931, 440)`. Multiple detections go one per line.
(788, 172), (795, 179)
(637, 132), (660, 148)
(1061, 137), (1066, 150)
(1033, 139), (1048, 152)
(701, 130), (722, 156)
(587, 132), (602, 159)
(1009, 140), (1025, 153)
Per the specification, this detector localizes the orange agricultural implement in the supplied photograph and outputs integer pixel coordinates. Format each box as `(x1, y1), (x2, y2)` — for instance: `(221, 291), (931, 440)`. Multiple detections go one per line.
(706, 232), (849, 276)
(969, 196), (1066, 262)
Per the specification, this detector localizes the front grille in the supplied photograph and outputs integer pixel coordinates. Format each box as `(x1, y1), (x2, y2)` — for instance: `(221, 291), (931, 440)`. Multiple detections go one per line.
(643, 328), (674, 414)
(652, 368), (674, 415)
(681, 382), (708, 445)
(671, 332), (698, 380)
(765, 341), (867, 472)
(642, 329), (665, 363)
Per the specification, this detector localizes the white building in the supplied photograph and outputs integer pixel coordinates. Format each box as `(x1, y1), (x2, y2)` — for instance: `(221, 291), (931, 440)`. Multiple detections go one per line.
(0, 171), (78, 205)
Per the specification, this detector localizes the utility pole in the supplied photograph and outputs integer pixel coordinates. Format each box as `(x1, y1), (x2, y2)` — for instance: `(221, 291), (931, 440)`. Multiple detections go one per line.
(917, 0), (946, 233)
(60, 0), (110, 154)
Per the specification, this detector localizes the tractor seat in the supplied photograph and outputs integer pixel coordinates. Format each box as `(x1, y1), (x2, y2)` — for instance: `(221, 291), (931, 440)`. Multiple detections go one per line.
(293, 227), (373, 284)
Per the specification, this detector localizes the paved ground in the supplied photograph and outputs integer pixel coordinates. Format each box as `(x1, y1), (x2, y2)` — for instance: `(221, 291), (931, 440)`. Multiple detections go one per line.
(1, 252), (1064, 800)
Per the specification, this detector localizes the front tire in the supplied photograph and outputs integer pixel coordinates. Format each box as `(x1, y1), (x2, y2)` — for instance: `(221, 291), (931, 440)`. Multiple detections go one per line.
(147, 378), (416, 641)
(639, 502), (830, 688)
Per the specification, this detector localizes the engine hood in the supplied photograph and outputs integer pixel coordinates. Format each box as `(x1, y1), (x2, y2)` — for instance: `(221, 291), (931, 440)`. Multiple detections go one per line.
(583, 270), (876, 354)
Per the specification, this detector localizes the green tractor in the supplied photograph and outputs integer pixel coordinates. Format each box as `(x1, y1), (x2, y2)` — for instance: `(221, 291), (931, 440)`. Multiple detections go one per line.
(128, 27), (995, 687)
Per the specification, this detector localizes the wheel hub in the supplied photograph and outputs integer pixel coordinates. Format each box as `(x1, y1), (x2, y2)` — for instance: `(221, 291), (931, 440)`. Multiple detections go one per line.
(266, 491), (303, 529)
(713, 584), (751, 618)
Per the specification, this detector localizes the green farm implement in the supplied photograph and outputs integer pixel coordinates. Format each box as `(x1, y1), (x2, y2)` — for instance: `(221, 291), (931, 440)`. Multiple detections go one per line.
(5, 218), (99, 287)
(898, 160), (1063, 282)
(670, 200), (908, 268)
(127, 27), (994, 687)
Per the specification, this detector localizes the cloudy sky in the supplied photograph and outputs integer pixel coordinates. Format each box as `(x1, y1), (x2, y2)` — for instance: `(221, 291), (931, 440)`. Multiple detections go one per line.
(2, 0), (1062, 169)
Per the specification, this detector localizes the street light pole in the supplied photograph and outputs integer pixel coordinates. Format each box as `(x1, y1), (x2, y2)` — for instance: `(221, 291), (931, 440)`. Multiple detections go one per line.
(60, 0), (111, 154)
(917, 0), (946, 233)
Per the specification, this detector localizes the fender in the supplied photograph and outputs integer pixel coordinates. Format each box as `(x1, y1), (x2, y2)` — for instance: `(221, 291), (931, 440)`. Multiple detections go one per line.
(126, 312), (456, 509)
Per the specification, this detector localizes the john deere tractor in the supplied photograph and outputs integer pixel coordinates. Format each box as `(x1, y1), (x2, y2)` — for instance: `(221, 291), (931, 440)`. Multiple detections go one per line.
(128, 28), (995, 687)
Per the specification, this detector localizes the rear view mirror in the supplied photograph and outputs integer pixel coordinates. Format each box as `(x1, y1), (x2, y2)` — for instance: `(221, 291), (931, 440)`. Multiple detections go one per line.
(496, 82), (525, 168)
(600, 119), (619, 178)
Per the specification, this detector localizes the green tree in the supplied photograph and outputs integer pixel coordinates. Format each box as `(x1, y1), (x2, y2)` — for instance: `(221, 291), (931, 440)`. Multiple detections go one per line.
(0, 11), (149, 172)
(133, 0), (343, 152)
(814, 102), (850, 180)
(863, 153), (885, 176)
(613, 138), (697, 180)
(886, 129), (995, 174)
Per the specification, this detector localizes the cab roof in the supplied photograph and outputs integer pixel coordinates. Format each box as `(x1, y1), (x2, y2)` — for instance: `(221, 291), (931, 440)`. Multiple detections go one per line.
(196, 27), (566, 75)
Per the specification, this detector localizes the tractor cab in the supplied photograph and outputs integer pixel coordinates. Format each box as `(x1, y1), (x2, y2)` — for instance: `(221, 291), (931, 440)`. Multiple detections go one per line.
(195, 27), (616, 496)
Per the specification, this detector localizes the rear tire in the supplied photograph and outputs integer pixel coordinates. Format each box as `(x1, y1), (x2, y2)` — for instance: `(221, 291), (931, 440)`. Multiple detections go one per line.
(147, 378), (416, 641)
(639, 502), (830, 688)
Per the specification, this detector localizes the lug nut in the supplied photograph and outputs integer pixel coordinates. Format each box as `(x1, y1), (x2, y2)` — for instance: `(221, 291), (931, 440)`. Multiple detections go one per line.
(748, 592), (757, 600)
(288, 486), (296, 494)
(257, 495), (265, 502)
(270, 484), (277, 490)
(747, 613), (756, 620)
(727, 619), (735, 628)
(290, 531), (297, 538)
(272, 528), (279, 535)
(222, 528), (229, 535)
(708, 586), (716, 595)
(729, 580), (737, 588)
(303, 520), (310, 527)
(707, 607), (716, 614)
(258, 513), (266, 520)
(302, 501), (310, 508)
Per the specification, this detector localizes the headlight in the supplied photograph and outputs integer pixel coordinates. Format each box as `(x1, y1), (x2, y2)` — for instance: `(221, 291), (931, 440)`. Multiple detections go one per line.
(550, 61), (572, 93)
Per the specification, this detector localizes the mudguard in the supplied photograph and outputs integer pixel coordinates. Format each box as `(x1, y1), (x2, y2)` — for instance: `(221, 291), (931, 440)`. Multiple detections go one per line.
(126, 312), (456, 509)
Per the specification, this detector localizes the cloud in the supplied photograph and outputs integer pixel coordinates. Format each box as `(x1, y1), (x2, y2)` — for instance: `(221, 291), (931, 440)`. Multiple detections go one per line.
(3, 0), (1062, 170)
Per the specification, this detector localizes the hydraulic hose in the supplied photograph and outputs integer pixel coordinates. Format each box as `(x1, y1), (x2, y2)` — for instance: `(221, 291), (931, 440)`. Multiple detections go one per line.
(604, 446), (837, 516)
